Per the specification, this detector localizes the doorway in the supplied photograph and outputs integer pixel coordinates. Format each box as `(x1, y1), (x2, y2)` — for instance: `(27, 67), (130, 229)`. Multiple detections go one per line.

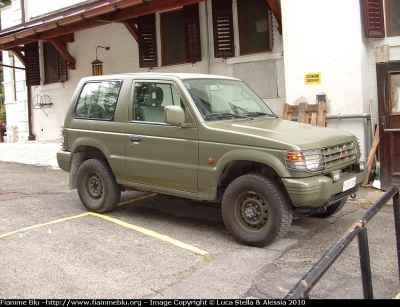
(376, 61), (400, 190)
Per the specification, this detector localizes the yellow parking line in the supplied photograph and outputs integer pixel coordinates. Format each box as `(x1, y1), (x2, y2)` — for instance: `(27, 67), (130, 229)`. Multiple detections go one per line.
(0, 212), (91, 239)
(89, 212), (210, 258)
(0, 206), (210, 258)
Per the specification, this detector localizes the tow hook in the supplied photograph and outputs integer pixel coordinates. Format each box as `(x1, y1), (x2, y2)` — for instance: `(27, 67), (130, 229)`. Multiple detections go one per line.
(350, 193), (356, 199)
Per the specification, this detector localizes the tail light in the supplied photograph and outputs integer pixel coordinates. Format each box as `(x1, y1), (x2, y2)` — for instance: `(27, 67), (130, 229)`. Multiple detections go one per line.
(60, 127), (67, 150)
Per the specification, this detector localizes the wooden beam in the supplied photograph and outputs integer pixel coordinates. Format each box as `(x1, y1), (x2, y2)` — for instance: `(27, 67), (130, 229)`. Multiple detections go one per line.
(123, 19), (139, 42)
(50, 40), (76, 70)
(297, 102), (309, 123)
(316, 101), (327, 126)
(44, 34), (75, 43)
(11, 46), (24, 52)
(363, 128), (380, 185)
(37, 18), (99, 42)
(59, 34), (75, 43)
(266, 0), (282, 35)
(10, 48), (26, 66)
(0, 0), (206, 51)
(96, 13), (114, 23)
(112, 0), (205, 22)
(0, 39), (35, 50)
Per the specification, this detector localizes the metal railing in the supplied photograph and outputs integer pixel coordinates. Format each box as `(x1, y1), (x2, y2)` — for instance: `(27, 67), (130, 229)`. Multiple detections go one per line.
(284, 186), (400, 299)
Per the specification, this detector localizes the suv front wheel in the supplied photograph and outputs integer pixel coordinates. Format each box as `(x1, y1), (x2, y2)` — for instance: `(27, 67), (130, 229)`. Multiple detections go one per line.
(222, 174), (293, 247)
(77, 158), (121, 213)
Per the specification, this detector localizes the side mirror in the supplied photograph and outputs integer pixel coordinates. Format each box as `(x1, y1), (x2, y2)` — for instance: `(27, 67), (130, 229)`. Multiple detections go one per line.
(164, 105), (186, 126)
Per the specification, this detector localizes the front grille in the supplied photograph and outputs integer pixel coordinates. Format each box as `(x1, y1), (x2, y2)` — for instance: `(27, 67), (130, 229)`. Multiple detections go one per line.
(322, 141), (358, 170)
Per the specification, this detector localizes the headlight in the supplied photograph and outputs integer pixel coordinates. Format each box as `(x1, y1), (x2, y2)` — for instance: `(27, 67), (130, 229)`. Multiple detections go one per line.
(284, 149), (324, 171)
(353, 139), (361, 161)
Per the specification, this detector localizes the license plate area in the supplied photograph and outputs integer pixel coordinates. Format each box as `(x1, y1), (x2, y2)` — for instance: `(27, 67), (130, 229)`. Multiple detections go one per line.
(343, 177), (356, 192)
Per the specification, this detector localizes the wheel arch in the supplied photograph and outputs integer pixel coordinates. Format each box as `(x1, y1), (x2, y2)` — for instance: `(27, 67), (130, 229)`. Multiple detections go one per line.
(216, 160), (282, 200)
(69, 145), (109, 190)
(208, 149), (290, 200)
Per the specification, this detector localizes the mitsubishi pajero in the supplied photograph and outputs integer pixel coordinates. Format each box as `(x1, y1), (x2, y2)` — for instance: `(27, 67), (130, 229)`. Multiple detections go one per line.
(57, 73), (367, 247)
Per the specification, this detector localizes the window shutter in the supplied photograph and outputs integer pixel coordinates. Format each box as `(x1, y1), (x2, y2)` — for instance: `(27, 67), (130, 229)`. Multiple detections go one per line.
(24, 42), (41, 86)
(212, 0), (234, 58)
(137, 14), (157, 68)
(184, 4), (202, 63)
(362, 0), (385, 38)
(58, 44), (68, 83)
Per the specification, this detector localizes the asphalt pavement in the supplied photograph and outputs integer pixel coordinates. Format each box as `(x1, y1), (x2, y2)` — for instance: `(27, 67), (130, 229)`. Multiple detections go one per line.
(0, 140), (399, 299)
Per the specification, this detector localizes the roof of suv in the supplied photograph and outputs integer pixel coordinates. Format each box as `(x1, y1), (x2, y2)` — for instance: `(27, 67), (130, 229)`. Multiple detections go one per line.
(79, 72), (239, 82)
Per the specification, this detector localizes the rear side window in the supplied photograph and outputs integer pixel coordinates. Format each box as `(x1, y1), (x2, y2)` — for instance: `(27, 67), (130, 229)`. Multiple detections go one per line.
(74, 80), (122, 120)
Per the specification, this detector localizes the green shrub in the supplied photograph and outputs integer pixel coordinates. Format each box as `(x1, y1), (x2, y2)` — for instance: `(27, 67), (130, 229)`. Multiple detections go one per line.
(0, 106), (5, 124)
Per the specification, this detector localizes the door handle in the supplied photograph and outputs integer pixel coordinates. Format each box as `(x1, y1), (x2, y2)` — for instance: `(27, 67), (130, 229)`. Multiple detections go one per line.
(130, 135), (142, 142)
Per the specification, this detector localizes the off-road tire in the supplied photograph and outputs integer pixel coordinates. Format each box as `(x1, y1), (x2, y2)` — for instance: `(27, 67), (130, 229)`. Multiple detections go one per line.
(222, 174), (293, 247)
(77, 158), (121, 213)
(310, 197), (348, 218)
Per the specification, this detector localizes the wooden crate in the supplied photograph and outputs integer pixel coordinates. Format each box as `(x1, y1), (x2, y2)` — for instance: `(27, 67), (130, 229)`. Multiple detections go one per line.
(282, 102), (327, 126)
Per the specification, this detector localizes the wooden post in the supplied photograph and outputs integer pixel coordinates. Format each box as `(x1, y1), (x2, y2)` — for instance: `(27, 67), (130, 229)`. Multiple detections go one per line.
(363, 128), (380, 185)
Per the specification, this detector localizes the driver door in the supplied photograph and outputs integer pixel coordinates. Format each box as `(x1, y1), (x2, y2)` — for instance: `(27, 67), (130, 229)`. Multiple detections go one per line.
(125, 81), (199, 194)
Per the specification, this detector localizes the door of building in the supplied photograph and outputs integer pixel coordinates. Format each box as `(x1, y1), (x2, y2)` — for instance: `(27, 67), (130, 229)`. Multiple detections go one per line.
(376, 61), (400, 190)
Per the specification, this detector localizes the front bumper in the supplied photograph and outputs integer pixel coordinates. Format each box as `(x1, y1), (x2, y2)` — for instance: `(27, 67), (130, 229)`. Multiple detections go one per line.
(281, 168), (367, 208)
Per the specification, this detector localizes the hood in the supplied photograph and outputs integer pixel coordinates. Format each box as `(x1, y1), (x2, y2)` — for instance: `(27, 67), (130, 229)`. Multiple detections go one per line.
(203, 117), (356, 150)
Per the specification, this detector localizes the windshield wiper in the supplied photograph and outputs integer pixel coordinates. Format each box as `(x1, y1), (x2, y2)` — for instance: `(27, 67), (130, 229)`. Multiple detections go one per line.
(248, 112), (278, 118)
(205, 112), (253, 120)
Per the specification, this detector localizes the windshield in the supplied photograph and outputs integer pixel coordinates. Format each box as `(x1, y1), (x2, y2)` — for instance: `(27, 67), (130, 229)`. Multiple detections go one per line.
(183, 78), (276, 121)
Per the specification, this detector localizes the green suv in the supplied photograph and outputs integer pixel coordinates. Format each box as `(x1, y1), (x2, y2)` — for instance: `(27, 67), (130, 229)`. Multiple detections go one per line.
(57, 73), (367, 247)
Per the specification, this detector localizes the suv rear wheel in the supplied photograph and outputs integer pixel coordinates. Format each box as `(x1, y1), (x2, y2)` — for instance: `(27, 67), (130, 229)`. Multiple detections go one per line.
(222, 174), (293, 247)
(77, 158), (121, 213)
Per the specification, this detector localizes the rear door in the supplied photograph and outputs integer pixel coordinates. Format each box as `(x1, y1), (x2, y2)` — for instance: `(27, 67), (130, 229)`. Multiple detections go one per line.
(125, 80), (199, 194)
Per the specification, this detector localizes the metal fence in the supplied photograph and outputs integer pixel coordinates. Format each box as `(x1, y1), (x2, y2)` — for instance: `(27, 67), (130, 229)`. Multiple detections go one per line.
(284, 186), (400, 299)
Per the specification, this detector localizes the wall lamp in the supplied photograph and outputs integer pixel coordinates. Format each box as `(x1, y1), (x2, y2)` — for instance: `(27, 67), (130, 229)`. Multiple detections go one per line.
(91, 46), (110, 76)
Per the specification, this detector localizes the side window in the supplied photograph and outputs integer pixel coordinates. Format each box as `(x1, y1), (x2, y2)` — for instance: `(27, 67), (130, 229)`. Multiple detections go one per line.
(237, 0), (273, 54)
(24, 41), (68, 86)
(43, 42), (68, 84)
(212, 0), (273, 58)
(161, 9), (185, 66)
(74, 80), (122, 120)
(386, 0), (400, 37)
(137, 3), (201, 68)
(133, 82), (182, 123)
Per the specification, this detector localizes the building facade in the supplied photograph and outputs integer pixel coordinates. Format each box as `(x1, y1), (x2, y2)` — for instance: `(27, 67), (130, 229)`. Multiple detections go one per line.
(0, 0), (399, 189)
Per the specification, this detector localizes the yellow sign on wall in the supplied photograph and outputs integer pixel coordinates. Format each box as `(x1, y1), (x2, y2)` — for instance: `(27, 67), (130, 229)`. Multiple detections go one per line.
(305, 72), (321, 84)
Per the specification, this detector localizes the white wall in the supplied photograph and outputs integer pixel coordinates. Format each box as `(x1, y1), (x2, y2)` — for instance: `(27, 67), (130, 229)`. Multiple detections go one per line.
(24, 0), (88, 20)
(281, 0), (370, 158)
(1, 0), (89, 141)
(5, 0), (380, 153)
(29, 0), (287, 141)
(1, 1), (29, 141)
